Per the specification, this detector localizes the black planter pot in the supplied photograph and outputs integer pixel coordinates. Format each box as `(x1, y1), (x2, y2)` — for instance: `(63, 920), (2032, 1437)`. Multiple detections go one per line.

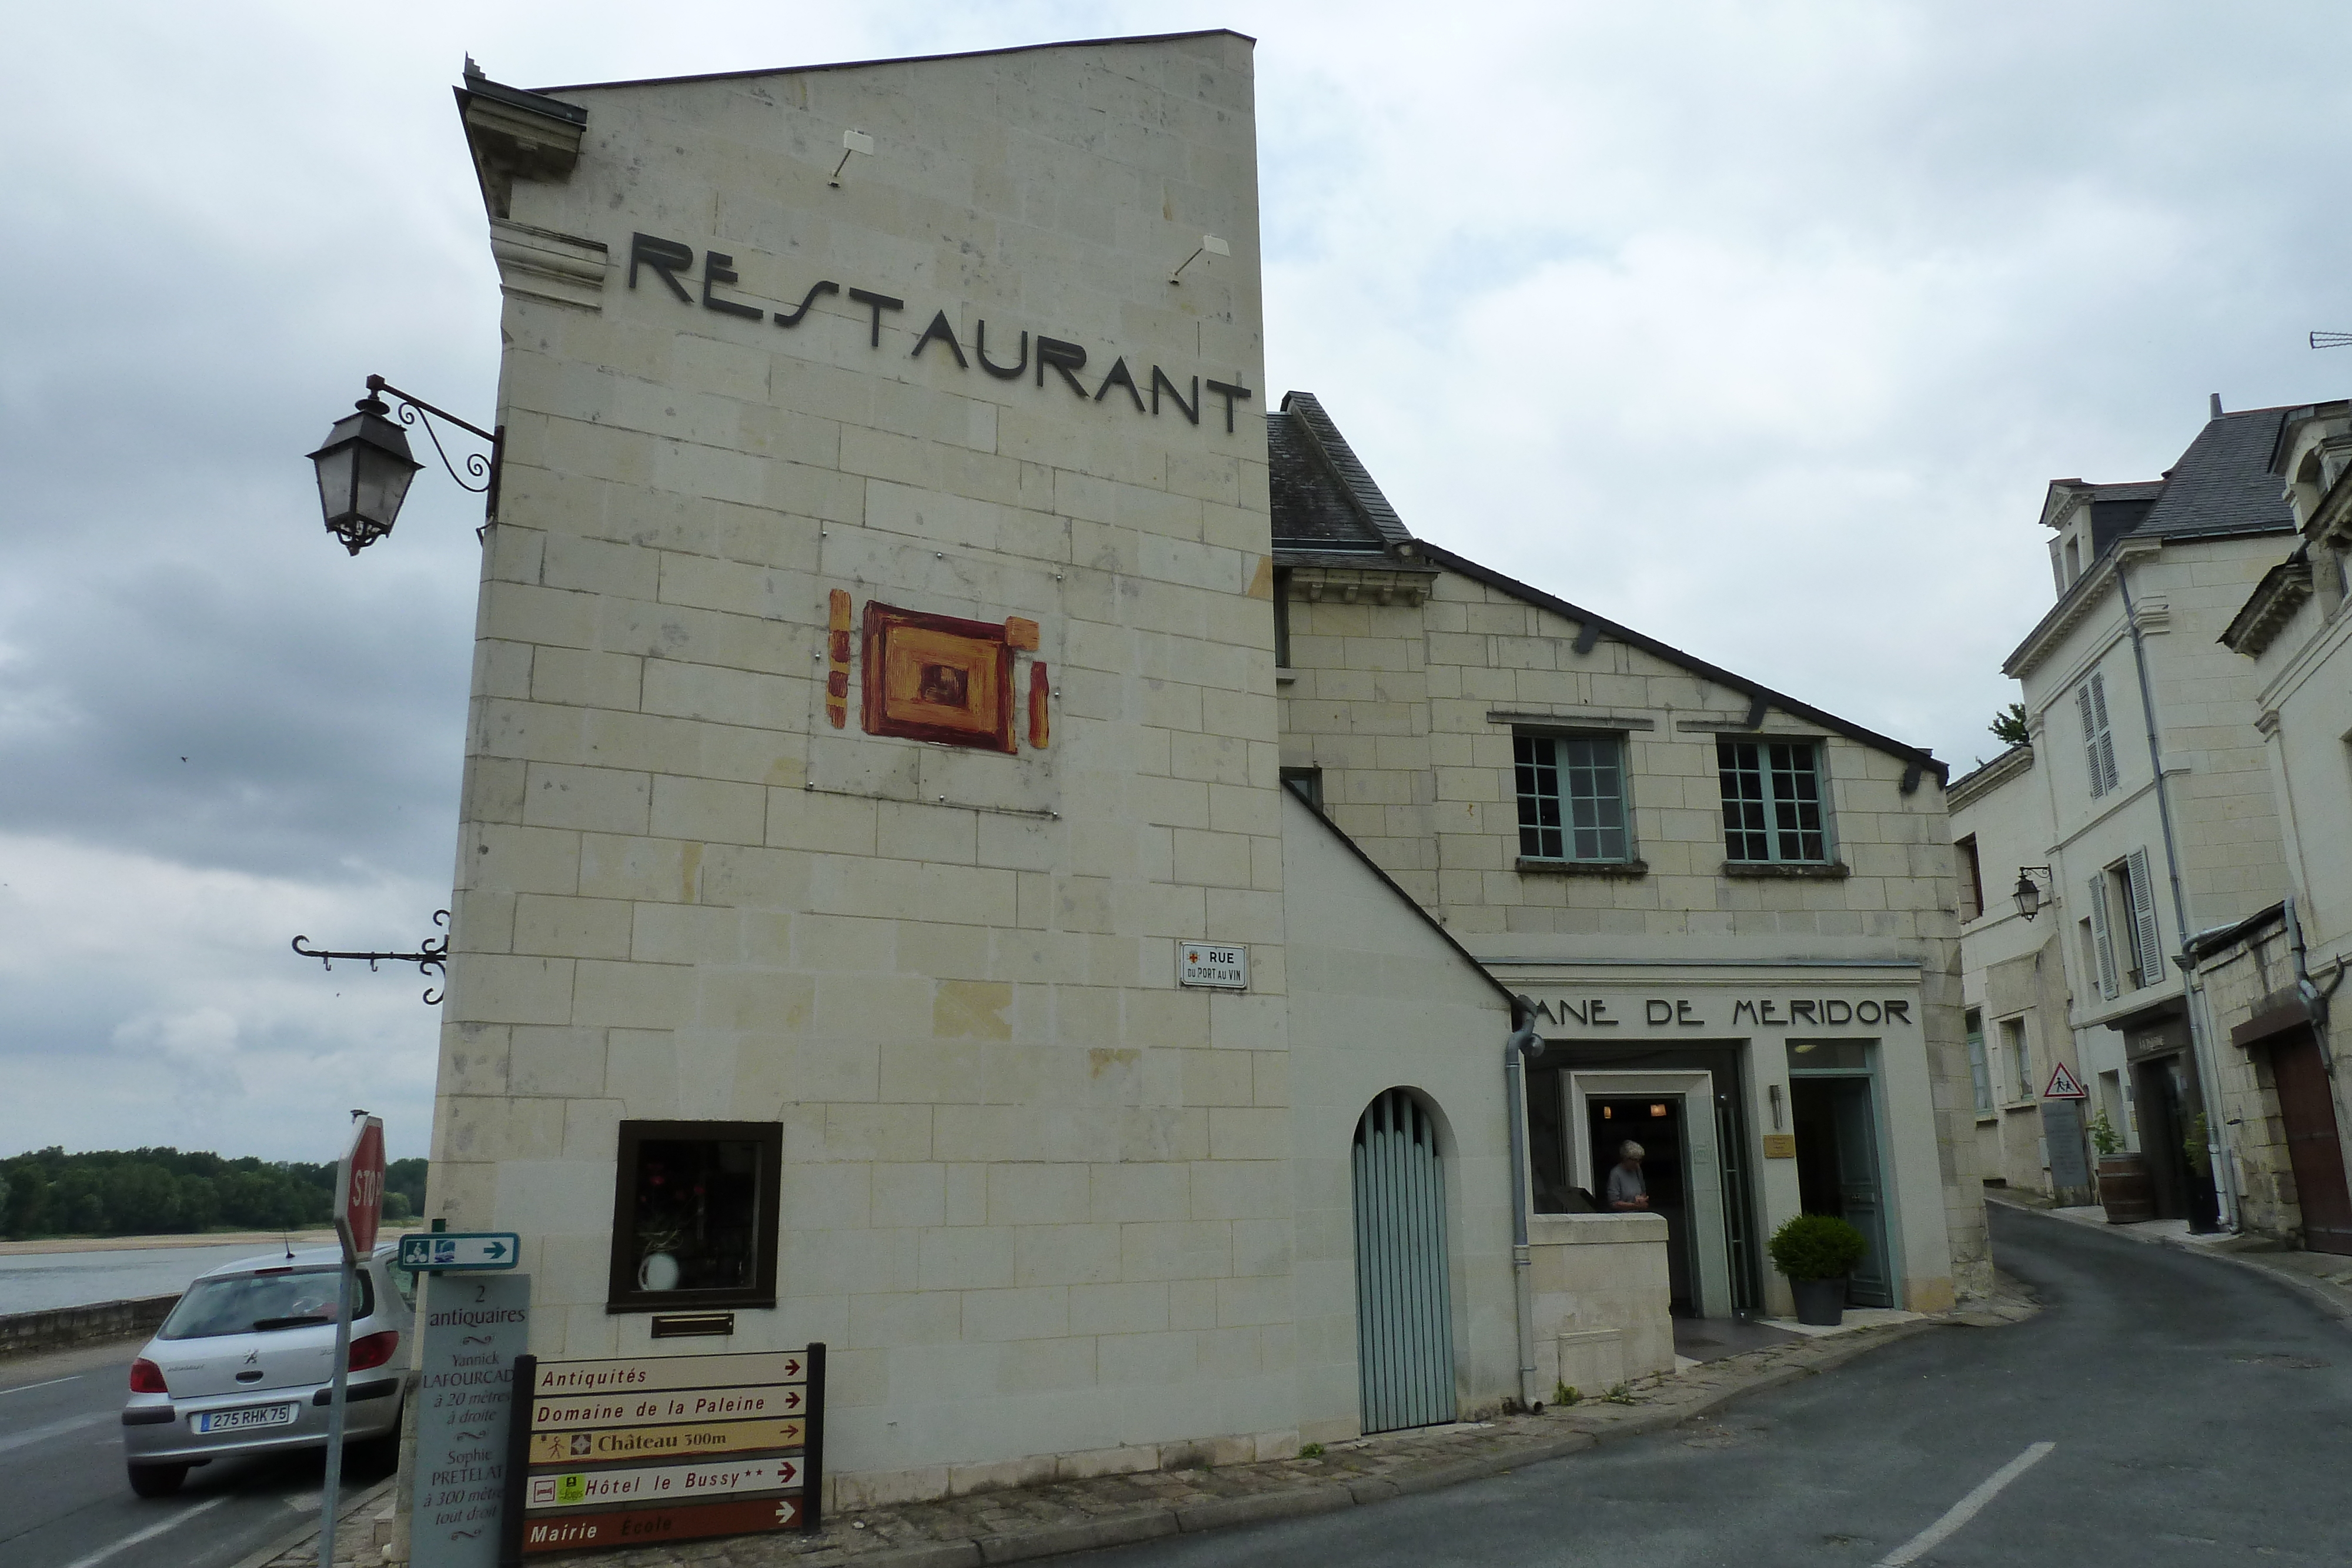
(1790, 1276), (1847, 1327)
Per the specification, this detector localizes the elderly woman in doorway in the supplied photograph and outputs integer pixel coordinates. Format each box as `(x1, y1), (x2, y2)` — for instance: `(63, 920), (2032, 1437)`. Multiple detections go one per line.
(1606, 1141), (1650, 1211)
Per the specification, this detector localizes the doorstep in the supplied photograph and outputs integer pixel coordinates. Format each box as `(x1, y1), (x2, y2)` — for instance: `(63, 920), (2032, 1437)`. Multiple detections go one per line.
(1755, 1306), (1926, 1339)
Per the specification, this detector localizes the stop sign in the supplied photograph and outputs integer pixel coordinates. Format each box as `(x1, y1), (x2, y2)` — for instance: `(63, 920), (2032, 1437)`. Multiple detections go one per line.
(336, 1115), (386, 1261)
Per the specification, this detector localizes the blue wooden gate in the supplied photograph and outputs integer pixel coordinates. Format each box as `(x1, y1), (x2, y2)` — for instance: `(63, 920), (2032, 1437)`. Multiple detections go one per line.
(1352, 1089), (1456, 1432)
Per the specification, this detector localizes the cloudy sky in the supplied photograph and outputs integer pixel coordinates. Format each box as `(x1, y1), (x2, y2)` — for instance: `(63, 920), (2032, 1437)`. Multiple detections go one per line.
(5, 1), (2348, 1162)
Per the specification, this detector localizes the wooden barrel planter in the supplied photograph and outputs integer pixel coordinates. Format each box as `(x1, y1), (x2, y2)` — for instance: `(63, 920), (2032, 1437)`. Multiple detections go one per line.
(2097, 1153), (2155, 1223)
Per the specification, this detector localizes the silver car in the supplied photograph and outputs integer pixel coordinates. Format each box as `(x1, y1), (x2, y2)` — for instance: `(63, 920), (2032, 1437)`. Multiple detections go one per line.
(121, 1243), (416, 1496)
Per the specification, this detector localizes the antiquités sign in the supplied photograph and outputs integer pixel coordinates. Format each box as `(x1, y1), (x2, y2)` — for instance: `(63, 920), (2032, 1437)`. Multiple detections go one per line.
(501, 1346), (825, 1562)
(626, 232), (1255, 433)
(412, 1273), (532, 1568)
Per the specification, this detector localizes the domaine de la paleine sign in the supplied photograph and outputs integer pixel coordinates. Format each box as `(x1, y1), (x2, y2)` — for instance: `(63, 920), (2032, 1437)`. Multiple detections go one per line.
(626, 233), (1255, 433)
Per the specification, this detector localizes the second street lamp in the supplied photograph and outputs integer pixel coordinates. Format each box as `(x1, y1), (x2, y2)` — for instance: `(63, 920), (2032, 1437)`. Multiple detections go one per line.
(308, 373), (500, 555)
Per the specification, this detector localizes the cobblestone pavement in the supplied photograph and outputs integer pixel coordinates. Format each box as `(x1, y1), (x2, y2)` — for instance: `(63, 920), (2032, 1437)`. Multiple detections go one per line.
(352, 1279), (2029, 1568)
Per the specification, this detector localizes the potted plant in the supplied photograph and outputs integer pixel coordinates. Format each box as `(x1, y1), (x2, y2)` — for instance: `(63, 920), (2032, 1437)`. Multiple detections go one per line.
(1768, 1213), (1868, 1326)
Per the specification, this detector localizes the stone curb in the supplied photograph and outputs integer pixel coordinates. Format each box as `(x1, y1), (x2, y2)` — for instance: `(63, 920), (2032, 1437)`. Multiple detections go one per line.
(841, 1320), (1941, 1568)
(229, 1475), (400, 1568)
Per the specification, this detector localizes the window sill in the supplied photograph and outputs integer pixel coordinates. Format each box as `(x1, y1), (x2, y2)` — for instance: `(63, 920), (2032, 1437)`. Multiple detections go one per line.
(1516, 857), (1649, 879)
(1275, 666), (1297, 686)
(1722, 860), (1850, 880)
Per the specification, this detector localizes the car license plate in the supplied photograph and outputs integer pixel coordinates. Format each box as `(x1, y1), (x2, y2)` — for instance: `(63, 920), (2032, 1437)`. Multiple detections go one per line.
(194, 1403), (298, 1433)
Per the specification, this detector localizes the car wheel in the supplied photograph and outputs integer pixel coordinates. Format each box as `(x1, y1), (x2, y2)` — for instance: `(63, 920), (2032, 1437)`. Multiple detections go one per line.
(127, 1462), (189, 1497)
(348, 1405), (403, 1470)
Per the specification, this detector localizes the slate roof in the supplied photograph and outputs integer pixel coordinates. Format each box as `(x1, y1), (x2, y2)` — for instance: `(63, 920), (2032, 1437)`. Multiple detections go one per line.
(1268, 393), (1411, 554)
(2135, 407), (2297, 540)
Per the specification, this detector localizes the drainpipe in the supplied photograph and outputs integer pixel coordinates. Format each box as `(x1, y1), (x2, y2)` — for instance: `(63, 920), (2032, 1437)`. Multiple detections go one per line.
(2114, 560), (2237, 1230)
(1504, 995), (1546, 1410)
(2284, 897), (2347, 1073)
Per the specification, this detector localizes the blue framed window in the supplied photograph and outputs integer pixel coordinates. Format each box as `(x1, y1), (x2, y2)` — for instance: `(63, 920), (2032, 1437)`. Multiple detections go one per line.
(1515, 734), (1629, 862)
(1718, 740), (1827, 863)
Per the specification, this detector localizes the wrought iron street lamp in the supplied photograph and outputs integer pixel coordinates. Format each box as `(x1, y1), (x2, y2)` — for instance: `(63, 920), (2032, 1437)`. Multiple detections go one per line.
(2014, 866), (2053, 921)
(308, 375), (500, 554)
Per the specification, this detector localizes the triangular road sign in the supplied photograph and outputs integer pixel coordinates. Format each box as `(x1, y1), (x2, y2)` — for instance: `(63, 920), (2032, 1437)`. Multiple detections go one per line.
(2043, 1061), (2087, 1099)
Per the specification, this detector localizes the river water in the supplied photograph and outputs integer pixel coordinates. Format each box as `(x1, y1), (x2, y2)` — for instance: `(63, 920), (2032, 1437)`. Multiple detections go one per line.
(0, 1242), (306, 1315)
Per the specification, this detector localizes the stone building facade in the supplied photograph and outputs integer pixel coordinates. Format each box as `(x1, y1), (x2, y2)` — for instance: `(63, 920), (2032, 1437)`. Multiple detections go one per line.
(417, 32), (1986, 1528)
(2196, 399), (2352, 1255)
(1267, 393), (1986, 1319)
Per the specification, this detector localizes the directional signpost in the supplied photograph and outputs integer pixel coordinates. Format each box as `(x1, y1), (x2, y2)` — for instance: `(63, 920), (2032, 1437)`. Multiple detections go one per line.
(403, 1232), (523, 1272)
(500, 1346), (826, 1563)
(412, 1272), (533, 1568)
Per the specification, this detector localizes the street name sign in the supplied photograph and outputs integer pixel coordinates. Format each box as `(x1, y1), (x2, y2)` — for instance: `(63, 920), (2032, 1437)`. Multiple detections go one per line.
(503, 1345), (826, 1561)
(2043, 1062), (2087, 1099)
(1177, 941), (1248, 989)
(412, 1273), (532, 1568)
(404, 1232), (523, 1272)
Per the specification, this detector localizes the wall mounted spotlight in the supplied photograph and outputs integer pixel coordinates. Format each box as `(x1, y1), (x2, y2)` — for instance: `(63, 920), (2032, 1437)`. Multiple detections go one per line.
(1169, 233), (1230, 285)
(308, 375), (500, 555)
(830, 128), (874, 188)
(2013, 865), (2054, 921)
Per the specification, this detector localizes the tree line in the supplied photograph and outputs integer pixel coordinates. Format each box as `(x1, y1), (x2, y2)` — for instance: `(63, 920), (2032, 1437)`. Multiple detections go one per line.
(0, 1148), (429, 1239)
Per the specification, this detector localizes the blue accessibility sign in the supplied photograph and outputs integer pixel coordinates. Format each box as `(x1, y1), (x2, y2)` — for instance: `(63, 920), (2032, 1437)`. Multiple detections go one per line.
(397, 1231), (522, 1272)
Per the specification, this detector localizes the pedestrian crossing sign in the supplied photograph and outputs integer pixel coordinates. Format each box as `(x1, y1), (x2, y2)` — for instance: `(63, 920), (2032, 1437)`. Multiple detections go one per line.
(2043, 1062), (2086, 1099)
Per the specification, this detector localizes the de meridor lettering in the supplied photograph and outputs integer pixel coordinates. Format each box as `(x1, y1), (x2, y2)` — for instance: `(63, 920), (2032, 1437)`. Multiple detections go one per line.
(627, 232), (1255, 433)
(1534, 997), (1914, 1029)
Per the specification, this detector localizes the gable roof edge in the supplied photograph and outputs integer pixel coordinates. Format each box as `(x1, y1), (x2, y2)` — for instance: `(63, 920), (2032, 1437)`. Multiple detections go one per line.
(1418, 541), (1949, 785)
(1283, 788), (1516, 1007)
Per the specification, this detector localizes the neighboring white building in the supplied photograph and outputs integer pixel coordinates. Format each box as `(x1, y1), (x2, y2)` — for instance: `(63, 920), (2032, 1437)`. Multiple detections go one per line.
(1966, 402), (2302, 1229)
(417, 32), (1986, 1531)
(1946, 745), (2082, 1201)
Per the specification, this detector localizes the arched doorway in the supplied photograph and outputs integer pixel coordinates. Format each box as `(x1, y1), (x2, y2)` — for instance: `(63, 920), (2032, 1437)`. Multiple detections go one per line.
(1352, 1088), (1456, 1432)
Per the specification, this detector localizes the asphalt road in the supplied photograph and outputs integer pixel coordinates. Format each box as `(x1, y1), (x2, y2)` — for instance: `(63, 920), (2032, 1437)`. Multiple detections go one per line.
(1061, 1205), (2352, 1567)
(0, 1339), (396, 1568)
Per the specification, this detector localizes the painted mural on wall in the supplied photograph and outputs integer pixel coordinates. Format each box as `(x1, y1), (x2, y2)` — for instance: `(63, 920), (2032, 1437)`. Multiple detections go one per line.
(822, 591), (1048, 755)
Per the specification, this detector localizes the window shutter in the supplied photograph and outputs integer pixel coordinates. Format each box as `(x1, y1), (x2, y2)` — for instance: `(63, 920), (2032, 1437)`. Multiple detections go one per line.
(2126, 847), (2163, 987)
(2087, 875), (2120, 999)
(2092, 674), (2120, 793)
(2077, 683), (2106, 798)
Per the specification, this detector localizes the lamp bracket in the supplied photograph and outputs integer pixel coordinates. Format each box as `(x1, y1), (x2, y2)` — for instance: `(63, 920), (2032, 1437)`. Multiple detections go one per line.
(366, 375), (503, 530)
(291, 910), (451, 1005)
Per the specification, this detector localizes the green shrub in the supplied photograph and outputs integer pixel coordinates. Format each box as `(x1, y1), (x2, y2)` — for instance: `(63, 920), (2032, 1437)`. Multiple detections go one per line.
(1767, 1213), (1867, 1281)
(1552, 1382), (1579, 1407)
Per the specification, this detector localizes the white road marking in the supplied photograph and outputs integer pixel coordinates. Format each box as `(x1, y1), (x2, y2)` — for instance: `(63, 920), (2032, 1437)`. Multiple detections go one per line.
(58, 1494), (229, 1568)
(1876, 1441), (2056, 1567)
(0, 1409), (111, 1455)
(1, 1375), (82, 1396)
